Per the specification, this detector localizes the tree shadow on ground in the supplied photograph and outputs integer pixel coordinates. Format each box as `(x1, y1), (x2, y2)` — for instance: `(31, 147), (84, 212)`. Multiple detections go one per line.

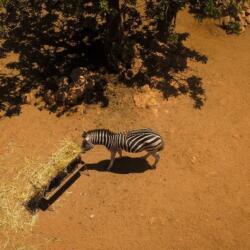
(86, 156), (152, 174)
(0, 0), (109, 117)
(0, 1), (208, 118)
(0, 75), (23, 117)
(120, 31), (208, 109)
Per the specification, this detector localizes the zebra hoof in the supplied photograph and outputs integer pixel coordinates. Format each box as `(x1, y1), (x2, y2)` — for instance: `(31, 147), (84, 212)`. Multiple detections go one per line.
(150, 165), (157, 170)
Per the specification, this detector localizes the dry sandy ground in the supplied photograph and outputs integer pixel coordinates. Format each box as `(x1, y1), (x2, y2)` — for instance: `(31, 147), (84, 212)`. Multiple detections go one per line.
(0, 10), (250, 250)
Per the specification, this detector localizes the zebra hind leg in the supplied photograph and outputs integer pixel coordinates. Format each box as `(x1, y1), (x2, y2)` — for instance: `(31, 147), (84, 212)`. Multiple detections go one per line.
(143, 152), (151, 160)
(151, 152), (160, 169)
(118, 149), (122, 158)
(107, 151), (117, 171)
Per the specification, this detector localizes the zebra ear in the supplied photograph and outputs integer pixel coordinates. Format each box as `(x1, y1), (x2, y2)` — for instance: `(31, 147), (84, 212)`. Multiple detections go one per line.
(82, 131), (87, 138)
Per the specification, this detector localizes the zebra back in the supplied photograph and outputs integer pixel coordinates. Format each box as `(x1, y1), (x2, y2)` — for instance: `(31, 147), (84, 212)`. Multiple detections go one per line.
(123, 129), (164, 153)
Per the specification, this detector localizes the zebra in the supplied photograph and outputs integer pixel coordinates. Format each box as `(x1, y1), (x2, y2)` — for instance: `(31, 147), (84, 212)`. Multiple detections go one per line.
(81, 128), (164, 170)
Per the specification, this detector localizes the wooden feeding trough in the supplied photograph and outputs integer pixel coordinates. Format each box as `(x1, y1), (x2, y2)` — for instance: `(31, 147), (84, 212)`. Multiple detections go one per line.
(40, 157), (86, 211)
(26, 156), (86, 212)
(43, 160), (84, 202)
(25, 140), (86, 213)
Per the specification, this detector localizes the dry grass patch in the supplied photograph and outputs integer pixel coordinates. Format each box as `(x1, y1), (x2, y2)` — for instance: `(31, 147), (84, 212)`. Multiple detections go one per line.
(0, 139), (81, 233)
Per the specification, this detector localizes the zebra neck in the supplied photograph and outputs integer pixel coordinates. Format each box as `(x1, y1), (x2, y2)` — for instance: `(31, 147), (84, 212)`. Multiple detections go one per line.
(91, 131), (110, 145)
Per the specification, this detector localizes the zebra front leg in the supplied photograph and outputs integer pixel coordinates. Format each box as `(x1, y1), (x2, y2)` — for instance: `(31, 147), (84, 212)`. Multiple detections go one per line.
(151, 152), (160, 169)
(118, 149), (122, 158)
(107, 151), (117, 171)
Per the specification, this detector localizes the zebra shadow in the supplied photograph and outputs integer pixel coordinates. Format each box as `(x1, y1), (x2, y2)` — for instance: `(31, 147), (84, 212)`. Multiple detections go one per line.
(85, 156), (152, 174)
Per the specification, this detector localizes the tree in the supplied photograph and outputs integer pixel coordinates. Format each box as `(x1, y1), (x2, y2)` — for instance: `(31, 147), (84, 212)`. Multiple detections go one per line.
(0, 0), (248, 116)
(145, 0), (186, 39)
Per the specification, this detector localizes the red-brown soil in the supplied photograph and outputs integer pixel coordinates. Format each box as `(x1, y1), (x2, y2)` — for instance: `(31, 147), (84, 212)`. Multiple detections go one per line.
(0, 10), (250, 249)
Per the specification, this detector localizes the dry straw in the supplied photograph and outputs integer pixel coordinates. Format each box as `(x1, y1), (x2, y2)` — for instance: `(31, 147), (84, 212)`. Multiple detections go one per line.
(0, 139), (82, 232)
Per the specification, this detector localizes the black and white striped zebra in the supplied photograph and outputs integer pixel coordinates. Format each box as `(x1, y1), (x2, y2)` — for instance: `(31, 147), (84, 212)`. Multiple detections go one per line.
(81, 128), (164, 170)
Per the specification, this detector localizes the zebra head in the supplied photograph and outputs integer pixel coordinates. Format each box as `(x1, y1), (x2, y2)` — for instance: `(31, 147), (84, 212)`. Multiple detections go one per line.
(81, 131), (94, 152)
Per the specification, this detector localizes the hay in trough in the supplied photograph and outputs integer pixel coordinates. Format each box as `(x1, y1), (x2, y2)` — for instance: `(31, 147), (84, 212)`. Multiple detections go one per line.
(28, 139), (82, 195)
(0, 139), (82, 233)
(25, 139), (83, 211)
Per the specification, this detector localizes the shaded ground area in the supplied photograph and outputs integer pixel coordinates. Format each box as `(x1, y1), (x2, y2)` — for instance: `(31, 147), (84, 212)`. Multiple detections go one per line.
(0, 10), (250, 250)
(86, 156), (151, 174)
(0, 2), (208, 118)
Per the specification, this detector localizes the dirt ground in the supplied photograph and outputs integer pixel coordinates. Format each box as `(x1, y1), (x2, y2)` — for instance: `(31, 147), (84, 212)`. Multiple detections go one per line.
(0, 10), (250, 250)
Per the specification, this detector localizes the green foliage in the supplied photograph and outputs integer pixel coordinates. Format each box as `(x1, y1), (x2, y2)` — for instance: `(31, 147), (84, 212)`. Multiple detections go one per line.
(226, 0), (243, 16)
(0, 0), (8, 6)
(203, 0), (222, 18)
(224, 21), (242, 34)
(167, 33), (183, 44)
(99, 0), (108, 11)
(144, 0), (186, 39)
(189, 0), (246, 19)
(189, 0), (247, 34)
(99, 0), (111, 15)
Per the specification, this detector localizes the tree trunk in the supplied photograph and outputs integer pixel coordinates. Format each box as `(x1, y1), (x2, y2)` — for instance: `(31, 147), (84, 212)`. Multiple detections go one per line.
(105, 0), (122, 72)
(157, 1), (179, 40)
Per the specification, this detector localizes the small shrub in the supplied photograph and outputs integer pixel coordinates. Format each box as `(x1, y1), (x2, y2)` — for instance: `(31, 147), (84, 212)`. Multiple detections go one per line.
(190, 0), (248, 34)
(224, 21), (242, 34)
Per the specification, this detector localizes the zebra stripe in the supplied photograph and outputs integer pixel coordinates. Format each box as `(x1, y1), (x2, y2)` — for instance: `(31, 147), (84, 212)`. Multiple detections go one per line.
(129, 134), (154, 152)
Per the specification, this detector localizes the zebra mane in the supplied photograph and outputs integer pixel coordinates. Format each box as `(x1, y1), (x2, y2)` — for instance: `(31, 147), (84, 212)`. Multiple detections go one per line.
(87, 129), (114, 135)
